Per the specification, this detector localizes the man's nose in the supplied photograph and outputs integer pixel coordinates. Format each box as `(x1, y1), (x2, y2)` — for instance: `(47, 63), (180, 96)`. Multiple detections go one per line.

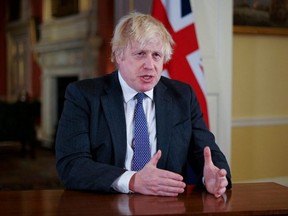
(144, 55), (154, 69)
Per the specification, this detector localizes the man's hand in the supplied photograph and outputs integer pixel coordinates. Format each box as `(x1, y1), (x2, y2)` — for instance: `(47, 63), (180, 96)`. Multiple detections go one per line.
(129, 150), (186, 196)
(203, 146), (228, 198)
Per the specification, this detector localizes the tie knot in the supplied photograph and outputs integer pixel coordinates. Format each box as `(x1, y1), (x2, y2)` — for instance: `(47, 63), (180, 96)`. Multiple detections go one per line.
(135, 93), (145, 104)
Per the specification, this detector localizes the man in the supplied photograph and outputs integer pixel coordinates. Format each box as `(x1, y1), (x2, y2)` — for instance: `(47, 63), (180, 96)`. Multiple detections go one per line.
(55, 12), (231, 197)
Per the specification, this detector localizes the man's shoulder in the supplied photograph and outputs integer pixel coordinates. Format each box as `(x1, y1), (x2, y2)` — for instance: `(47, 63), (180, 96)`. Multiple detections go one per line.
(159, 76), (191, 91)
(70, 72), (118, 90)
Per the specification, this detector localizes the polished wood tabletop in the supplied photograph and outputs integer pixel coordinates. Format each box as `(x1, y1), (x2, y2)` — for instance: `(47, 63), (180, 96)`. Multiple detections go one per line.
(0, 182), (288, 215)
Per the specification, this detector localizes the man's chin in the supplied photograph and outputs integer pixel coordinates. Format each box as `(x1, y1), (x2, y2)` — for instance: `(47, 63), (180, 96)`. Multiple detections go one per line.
(138, 85), (155, 92)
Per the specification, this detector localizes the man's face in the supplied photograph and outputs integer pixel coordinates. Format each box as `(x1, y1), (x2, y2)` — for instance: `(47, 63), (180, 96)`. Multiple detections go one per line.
(116, 36), (164, 92)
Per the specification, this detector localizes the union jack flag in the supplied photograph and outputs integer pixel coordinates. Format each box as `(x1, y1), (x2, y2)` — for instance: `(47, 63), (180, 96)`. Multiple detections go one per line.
(152, 0), (209, 128)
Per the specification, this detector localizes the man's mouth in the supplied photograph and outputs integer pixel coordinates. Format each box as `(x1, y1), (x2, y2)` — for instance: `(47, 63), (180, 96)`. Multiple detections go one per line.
(142, 75), (152, 80)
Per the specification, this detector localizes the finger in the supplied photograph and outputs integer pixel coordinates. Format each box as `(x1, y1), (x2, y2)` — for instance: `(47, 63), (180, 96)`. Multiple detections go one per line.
(217, 169), (227, 178)
(218, 175), (228, 188)
(156, 186), (185, 195)
(155, 180), (186, 196)
(215, 187), (227, 198)
(149, 150), (162, 167)
(215, 177), (228, 191)
(157, 191), (181, 197)
(215, 171), (228, 194)
(216, 169), (227, 185)
(204, 146), (213, 166)
(158, 176), (186, 188)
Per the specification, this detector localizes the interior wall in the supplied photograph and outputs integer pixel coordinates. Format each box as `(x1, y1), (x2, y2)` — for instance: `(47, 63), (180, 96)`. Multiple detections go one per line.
(0, 0), (42, 100)
(97, 0), (114, 75)
(232, 34), (288, 186)
(0, 1), (7, 98)
(30, 0), (43, 99)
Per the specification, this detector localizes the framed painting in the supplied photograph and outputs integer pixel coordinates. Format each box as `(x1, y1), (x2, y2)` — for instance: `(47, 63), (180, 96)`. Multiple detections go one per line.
(233, 0), (288, 35)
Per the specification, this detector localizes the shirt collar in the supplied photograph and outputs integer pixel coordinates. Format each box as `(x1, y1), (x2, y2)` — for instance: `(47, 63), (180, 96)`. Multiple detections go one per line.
(118, 71), (154, 103)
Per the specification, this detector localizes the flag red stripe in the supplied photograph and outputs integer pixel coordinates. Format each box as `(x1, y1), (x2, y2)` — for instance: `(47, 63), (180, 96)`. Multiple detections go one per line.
(152, 0), (209, 127)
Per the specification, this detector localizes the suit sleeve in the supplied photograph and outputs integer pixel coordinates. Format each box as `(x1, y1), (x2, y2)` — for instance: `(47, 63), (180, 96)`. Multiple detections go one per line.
(187, 85), (232, 189)
(55, 82), (125, 192)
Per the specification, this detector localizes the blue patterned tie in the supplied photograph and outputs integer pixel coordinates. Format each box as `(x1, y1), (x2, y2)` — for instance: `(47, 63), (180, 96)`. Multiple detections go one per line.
(132, 93), (151, 171)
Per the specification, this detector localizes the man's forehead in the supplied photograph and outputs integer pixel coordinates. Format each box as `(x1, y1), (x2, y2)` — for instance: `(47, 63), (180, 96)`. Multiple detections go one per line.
(128, 39), (163, 51)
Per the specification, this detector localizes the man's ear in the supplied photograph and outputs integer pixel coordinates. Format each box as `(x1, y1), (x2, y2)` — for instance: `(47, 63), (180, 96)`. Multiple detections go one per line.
(115, 50), (124, 64)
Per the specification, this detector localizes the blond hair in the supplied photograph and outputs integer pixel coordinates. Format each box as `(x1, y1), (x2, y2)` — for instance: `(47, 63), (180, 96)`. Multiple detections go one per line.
(111, 12), (174, 64)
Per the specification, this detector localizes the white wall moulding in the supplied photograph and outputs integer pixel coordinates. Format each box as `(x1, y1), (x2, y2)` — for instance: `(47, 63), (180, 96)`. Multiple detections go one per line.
(35, 11), (101, 147)
(232, 117), (288, 127)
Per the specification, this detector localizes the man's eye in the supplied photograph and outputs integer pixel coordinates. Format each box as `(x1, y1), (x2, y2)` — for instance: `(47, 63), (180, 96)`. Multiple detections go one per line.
(153, 53), (162, 60)
(137, 52), (145, 56)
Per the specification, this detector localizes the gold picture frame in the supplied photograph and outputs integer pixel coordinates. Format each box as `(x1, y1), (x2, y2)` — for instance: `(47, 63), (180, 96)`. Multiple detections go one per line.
(233, 0), (288, 35)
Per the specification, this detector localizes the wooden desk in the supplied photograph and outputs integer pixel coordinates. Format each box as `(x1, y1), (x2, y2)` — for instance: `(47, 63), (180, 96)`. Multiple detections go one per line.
(0, 182), (288, 215)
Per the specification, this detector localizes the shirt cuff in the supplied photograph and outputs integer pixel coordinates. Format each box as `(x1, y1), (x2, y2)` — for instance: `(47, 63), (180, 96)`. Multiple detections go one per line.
(111, 171), (136, 193)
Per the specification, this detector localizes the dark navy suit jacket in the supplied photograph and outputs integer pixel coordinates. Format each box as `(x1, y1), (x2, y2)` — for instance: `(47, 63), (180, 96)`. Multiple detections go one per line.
(55, 71), (232, 192)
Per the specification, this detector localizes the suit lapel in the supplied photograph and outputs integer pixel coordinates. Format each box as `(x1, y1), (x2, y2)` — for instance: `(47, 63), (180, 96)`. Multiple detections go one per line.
(101, 73), (127, 167)
(100, 74), (173, 169)
(154, 80), (172, 169)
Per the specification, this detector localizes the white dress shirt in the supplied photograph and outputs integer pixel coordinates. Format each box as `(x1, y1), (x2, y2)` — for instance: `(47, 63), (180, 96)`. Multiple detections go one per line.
(111, 71), (157, 193)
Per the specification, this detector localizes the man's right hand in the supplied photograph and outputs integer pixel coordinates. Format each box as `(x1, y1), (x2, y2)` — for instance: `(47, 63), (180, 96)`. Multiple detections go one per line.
(129, 150), (186, 196)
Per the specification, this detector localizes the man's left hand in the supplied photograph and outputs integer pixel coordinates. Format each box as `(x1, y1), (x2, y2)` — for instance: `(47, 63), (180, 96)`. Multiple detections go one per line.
(203, 146), (228, 198)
